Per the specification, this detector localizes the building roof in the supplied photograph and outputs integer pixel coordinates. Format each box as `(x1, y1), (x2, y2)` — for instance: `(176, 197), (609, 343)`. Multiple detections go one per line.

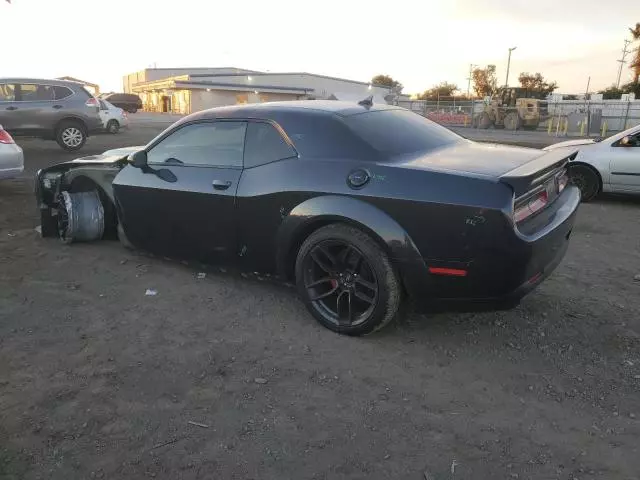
(144, 66), (260, 73)
(181, 100), (400, 124)
(189, 71), (391, 89)
(176, 80), (312, 94)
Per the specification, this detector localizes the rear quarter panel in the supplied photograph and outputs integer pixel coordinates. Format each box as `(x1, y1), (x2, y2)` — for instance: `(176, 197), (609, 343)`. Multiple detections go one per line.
(236, 155), (514, 298)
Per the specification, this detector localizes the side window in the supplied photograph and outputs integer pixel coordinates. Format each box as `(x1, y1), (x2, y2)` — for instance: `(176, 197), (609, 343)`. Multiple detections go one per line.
(147, 121), (247, 168)
(15, 84), (39, 101)
(99, 100), (108, 110)
(53, 86), (73, 100)
(244, 122), (297, 168)
(0, 83), (16, 101)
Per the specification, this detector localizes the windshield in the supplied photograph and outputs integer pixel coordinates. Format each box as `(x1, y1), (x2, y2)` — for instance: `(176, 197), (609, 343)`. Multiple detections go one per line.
(343, 109), (464, 157)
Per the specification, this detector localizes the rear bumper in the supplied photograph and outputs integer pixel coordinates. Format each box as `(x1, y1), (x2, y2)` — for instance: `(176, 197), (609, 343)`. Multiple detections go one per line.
(404, 185), (580, 310)
(0, 145), (25, 179)
(0, 164), (24, 179)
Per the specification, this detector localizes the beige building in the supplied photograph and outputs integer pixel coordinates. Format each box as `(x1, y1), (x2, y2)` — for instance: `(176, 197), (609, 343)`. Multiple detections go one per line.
(123, 67), (395, 114)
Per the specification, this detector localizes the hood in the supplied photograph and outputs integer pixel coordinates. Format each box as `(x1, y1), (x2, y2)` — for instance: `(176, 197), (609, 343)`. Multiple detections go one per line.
(543, 138), (595, 151)
(102, 145), (144, 157)
(392, 141), (543, 179)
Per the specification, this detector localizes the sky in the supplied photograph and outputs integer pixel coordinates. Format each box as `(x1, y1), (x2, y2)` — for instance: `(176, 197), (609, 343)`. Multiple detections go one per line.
(1, 0), (639, 95)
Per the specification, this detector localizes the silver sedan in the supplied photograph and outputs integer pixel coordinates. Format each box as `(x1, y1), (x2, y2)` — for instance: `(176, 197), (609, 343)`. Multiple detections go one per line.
(0, 125), (24, 180)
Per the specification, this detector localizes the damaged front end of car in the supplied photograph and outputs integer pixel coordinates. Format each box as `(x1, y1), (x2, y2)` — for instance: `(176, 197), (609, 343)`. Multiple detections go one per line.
(35, 153), (129, 243)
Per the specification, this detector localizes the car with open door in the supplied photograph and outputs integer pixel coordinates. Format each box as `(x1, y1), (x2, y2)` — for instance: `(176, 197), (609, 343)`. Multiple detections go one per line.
(543, 123), (640, 201)
(35, 100), (580, 336)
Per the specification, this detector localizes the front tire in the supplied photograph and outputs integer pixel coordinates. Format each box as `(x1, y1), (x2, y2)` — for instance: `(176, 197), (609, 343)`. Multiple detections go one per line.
(295, 224), (401, 336)
(477, 112), (492, 129)
(569, 165), (600, 202)
(504, 112), (521, 130)
(56, 121), (87, 151)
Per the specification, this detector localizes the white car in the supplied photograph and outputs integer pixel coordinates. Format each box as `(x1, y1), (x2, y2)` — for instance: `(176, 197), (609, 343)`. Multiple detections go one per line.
(0, 125), (24, 180)
(543, 124), (640, 201)
(99, 99), (129, 134)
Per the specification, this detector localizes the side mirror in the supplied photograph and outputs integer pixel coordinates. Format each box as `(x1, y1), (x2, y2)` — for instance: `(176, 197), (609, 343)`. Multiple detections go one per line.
(620, 136), (631, 146)
(130, 150), (148, 168)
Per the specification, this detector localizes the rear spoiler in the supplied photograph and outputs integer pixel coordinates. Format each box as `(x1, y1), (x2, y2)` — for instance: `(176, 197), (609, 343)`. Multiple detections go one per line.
(500, 148), (578, 197)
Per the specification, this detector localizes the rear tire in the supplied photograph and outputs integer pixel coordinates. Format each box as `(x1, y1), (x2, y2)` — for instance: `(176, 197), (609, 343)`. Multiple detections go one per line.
(106, 119), (120, 134)
(295, 224), (401, 336)
(56, 120), (87, 151)
(569, 165), (600, 202)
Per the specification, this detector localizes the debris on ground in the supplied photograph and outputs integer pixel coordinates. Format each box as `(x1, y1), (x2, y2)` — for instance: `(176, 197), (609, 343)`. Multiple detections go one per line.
(634, 274), (640, 282)
(145, 289), (158, 296)
(254, 378), (268, 384)
(197, 272), (206, 279)
(187, 421), (209, 428)
(34, 225), (42, 234)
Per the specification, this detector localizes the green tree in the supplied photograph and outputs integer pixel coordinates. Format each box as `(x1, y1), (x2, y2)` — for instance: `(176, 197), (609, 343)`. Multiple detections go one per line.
(472, 65), (498, 98)
(417, 82), (459, 100)
(630, 23), (640, 84)
(517, 72), (558, 96)
(622, 81), (640, 96)
(598, 85), (624, 99)
(600, 82), (640, 99)
(371, 74), (403, 92)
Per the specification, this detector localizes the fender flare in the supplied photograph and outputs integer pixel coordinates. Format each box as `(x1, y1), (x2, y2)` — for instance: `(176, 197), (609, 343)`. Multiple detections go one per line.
(275, 195), (427, 295)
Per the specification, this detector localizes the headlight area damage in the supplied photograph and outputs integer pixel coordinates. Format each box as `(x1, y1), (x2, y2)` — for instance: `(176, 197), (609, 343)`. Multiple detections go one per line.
(35, 154), (128, 243)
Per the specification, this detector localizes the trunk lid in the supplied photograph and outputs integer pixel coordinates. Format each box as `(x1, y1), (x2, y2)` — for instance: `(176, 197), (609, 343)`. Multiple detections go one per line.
(499, 147), (577, 197)
(393, 141), (571, 179)
(391, 140), (577, 198)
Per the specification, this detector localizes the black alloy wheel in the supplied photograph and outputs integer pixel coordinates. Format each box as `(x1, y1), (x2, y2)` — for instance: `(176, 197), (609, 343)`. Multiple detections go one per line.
(296, 224), (401, 335)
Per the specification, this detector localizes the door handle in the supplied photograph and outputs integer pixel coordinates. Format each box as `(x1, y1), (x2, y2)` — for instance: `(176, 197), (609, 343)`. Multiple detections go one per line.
(52, 105), (63, 109)
(212, 180), (232, 190)
(5, 106), (17, 111)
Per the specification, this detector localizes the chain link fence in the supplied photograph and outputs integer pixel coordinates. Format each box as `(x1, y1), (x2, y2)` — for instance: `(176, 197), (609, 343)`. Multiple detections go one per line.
(397, 97), (640, 137)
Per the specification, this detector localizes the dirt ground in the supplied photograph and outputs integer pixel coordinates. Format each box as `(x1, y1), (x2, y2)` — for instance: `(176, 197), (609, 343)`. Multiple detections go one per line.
(1, 126), (640, 480)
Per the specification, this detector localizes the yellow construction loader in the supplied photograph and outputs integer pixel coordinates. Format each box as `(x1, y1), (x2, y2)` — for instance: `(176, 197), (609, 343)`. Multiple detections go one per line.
(473, 87), (549, 130)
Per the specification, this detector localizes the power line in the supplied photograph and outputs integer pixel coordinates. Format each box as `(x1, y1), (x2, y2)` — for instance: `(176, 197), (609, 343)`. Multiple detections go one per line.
(616, 39), (632, 88)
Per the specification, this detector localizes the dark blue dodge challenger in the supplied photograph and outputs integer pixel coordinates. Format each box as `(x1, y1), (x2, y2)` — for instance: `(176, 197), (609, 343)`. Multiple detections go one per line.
(35, 100), (580, 335)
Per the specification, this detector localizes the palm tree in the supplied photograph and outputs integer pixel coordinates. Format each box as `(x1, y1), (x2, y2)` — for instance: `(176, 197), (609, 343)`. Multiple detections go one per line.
(630, 23), (640, 84)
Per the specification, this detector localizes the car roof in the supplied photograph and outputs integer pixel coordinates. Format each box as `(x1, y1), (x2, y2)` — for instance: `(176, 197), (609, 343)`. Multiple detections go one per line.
(183, 100), (402, 123)
(0, 77), (86, 88)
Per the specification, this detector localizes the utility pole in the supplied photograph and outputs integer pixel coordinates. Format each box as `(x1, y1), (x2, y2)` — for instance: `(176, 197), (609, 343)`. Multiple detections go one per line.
(466, 63), (478, 98)
(505, 47), (517, 87)
(616, 39), (632, 88)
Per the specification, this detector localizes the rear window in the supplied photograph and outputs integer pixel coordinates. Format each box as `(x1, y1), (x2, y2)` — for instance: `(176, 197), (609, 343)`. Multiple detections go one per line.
(278, 113), (374, 160)
(344, 109), (463, 156)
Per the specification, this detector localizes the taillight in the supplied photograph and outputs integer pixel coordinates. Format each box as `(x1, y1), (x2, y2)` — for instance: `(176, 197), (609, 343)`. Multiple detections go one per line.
(0, 129), (15, 144)
(557, 171), (568, 193)
(514, 189), (548, 223)
(85, 97), (99, 108)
